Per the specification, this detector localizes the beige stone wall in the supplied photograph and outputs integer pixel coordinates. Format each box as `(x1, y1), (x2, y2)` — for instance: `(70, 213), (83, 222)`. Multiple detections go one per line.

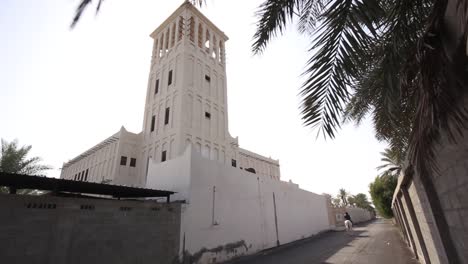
(392, 97), (468, 263)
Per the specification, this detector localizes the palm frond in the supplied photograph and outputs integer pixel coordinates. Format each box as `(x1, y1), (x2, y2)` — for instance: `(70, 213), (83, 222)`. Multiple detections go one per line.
(70, 0), (205, 29)
(299, 0), (383, 138)
(71, 0), (93, 29)
(296, 0), (325, 34)
(252, 0), (299, 54)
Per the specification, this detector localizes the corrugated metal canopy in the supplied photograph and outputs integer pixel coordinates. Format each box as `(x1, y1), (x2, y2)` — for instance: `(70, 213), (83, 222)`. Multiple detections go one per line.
(0, 172), (174, 199)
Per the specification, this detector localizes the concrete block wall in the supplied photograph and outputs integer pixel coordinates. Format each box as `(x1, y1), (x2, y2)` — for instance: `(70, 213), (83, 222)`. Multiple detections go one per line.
(392, 97), (468, 264)
(0, 194), (181, 264)
(431, 119), (468, 262)
(408, 179), (448, 263)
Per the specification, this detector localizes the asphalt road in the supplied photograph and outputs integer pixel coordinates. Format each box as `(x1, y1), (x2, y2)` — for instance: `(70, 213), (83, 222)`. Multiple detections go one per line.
(231, 218), (419, 264)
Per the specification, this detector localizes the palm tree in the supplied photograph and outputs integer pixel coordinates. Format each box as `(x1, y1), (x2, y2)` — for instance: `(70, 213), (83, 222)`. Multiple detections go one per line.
(0, 139), (51, 194)
(339, 188), (348, 206)
(0, 139), (51, 175)
(252, 0), (467, 176)
(377, 147), (403, 177)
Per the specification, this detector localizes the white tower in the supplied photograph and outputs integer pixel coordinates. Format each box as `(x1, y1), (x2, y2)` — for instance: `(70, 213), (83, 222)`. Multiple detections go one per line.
(140, 2), (240, 181)
(60, 2), (281, 187)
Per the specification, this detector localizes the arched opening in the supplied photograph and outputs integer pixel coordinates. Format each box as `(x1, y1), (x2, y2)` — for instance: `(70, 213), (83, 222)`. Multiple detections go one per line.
(189, 17), (195, 42)
(198, 23), (203, 48)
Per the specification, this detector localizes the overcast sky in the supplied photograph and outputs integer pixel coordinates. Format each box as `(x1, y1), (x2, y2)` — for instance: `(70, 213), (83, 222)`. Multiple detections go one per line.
(0, 0), (388, 197)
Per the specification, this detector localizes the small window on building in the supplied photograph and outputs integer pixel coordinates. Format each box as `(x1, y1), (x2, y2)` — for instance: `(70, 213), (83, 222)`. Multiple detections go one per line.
(151, 115), (156, 132)
(161, 151), (167, 162)
(85, 169), (89, 181)
(164, 107), (170, 125)
(130, 158), (136, 167)
(168, 70), (173, 85)
(205, 75), (211, 82)
(120, 156), (128, 166)
(155, 79), (159, 94)
(74, 174), (77, 180)
(205, 112), (211, 119)
(231, 159), (237, 167)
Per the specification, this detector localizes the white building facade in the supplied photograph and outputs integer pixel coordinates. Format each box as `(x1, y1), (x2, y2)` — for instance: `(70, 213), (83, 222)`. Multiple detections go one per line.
(60, 2), (281, 186)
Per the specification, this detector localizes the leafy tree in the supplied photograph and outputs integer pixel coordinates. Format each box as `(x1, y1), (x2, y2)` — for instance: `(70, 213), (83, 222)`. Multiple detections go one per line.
(347, 195), (356, 207)
(354, 193), (371, 209)
(369, 174), (397, 218)
(0, 139), (51, 193)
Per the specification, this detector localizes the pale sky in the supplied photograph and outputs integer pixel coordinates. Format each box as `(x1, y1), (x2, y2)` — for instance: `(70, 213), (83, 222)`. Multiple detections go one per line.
(0, 0), (387, 198)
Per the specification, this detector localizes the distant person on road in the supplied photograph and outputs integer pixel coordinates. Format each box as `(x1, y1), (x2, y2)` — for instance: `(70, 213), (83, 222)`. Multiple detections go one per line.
(344, 212), (353, 231)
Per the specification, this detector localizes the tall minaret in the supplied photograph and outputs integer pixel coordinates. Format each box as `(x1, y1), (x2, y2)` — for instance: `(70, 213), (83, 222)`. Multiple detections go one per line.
(140, 2), (238, 180)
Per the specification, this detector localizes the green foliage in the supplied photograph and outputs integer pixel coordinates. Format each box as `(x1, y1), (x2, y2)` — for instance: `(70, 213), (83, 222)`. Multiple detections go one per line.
(369, 174), (397, 218)
(353, 193), (371, 210)
(347, 195), (356, 207)
(0, 139), (51, 175)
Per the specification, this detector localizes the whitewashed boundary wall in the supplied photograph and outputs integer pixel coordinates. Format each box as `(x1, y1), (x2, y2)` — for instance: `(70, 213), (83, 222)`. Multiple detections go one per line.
(327, 206), (374, 228)
(347, 207), (373, 223)
(147, 146), (330, 264)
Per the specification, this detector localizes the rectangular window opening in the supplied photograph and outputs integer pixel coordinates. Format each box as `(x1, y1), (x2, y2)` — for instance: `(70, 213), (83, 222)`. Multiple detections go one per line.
(168, 70), (173, 86)
(85, 169), (89, 181)
(205, 112), (211, 119)
(161, 151), (167, 162)
(151, 115), (156, 132)
(164, 107), (170, 125)
(231, 159), (237, 168)
(155, 79), (159, 94)
(120, 156), (128, 166)
(130, 158), (136, 167)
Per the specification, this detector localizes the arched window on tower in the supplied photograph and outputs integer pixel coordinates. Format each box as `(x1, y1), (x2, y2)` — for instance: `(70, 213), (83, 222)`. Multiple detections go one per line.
(219, 40), (224, 63)
(153, 39), (159, 59)
(198, 23), (203, 48)
(165, 28), (170, 52)
(205, 29), (210, 52)
(189, 17), (195, 42)
(159, 34), (164, 57)
(212, 35), (217, 59)
(171, 23), (176, 47)
(178, 16), (184, 41)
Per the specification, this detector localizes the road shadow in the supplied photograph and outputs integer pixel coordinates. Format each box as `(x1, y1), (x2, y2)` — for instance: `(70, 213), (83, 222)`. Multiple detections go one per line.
(226, 220), (375, 264)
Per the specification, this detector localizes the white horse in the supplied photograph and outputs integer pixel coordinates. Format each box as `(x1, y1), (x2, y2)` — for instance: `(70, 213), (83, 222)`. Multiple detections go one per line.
(344, 220), (353, 231)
